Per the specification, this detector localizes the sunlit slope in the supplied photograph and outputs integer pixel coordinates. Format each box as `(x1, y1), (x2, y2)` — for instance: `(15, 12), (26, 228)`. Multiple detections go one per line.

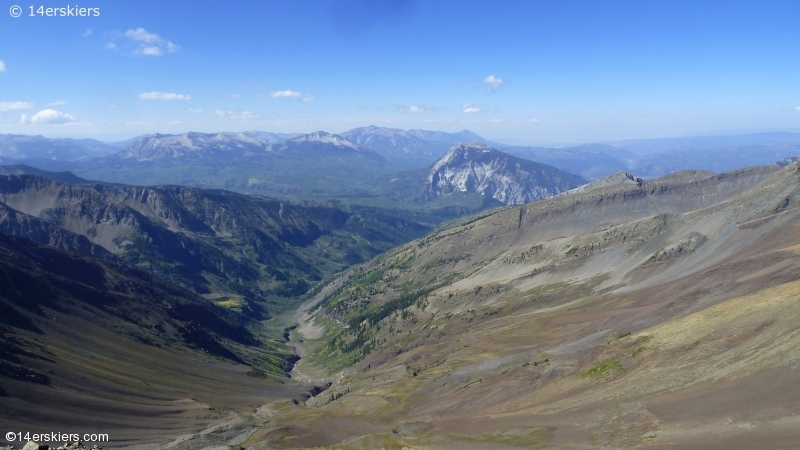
(262, 163), (800, 449)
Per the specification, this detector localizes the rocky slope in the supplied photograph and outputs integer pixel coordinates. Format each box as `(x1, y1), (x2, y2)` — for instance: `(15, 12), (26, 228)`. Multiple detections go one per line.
(272, 163), (800, 448)
(425, 143), (586, 205)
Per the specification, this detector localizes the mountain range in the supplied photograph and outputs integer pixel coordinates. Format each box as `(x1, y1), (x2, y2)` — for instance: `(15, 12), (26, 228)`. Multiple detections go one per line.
(6, 129), (800, 200)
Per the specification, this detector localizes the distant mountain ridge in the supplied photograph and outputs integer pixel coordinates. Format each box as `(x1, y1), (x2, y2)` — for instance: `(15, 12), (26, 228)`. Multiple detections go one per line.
(114, 131), (384, 163)
(265, 131), (385, 162)
(426, 143), (586, 205)
(340, 126), (490, 165)
(0, 134), (117, 161)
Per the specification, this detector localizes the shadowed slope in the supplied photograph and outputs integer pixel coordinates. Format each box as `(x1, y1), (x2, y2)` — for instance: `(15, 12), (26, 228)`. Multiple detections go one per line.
(0, 233), (307, 448)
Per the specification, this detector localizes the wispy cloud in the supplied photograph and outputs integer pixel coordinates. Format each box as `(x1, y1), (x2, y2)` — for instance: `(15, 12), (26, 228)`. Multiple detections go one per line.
(185, 108), (202, 114)
(622, 118), (649, 122)
(125, 121), (143, 126)
(0, 60), (5, 72)
(108, 28), (180, 57)
(481, 75), (505, 92)
(139, 91), (191, 101)
(212, 109), (259, 120)
(21, 109), (77, 124)
(260, 90), (317, 102)
(83, 28), (92, 37)
(396, 104), (444, 113)
(526, 118), (541, 123)
(167, 120), (182, 126)
(0, 101), (34, 113)
(48, 100), (67, 106)
(220, 94), (241, 99)
(489, 118), (503, 123)
(795, 106), (800, 112)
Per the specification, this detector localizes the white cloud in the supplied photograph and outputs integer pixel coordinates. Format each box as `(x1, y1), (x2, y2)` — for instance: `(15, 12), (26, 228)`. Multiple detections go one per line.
(0, 101), (34, 113)
(397, 104), (444, 113)
(489, 119), (503, 123)
(109, 28), (180, 56)
(125, 121), (143, 126)
(462, 103), (483, 114)
(167, 120), (182, 126)
(220, 94), (241, 99)
(260, 90), (317, 102)
(48, 100), (67, 106)
(185, 108), (202, 114)
(125, 28), (161, 43)
(139, 91), (191, 100)
(526, 118), (541, 123)
(83, 28), (92, 37)
(22, 109), (77, 125)
(140, 46), (162, 56)
(481, 75), (505, 92)
(795, 106), (800, 112)
(0, 60), (5, 72)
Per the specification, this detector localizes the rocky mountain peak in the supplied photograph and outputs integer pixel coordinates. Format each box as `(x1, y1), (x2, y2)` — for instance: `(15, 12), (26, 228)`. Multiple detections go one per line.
(426, 143), (586, 205)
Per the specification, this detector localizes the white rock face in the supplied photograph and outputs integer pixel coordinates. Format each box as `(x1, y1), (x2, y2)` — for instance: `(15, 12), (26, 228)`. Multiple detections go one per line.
(426, 143), (586, 205)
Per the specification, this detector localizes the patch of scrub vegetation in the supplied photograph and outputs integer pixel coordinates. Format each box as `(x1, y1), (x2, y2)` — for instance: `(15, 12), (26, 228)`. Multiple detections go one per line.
(579, 357), (624, 379)
(447, 427), (551, 447)
(215, 298), (244, 309)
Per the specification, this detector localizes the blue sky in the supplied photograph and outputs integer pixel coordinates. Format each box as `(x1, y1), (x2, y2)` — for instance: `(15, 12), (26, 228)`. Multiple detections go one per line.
(1, 0), (799, 144)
